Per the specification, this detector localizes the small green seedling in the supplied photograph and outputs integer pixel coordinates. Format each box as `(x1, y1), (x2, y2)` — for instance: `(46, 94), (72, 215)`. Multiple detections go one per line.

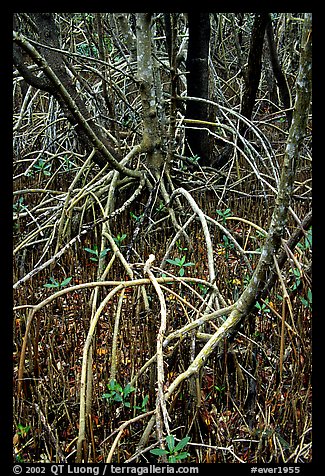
(61, 155), (75, 171)
(17, 423), (31, 438)
(299, 288), (312, 310)
(290, 268), (302, 292)
(197, 283), (208, 296)
(166, 256), (195, 277)
(44, 276), (72, 290)
(130, 211), (144, 223)
(15, 453), (25, 463)
(150, 434), (191, 463)
(113, 233), (127, 248)
(297, 226), (312, 252)
(214, 385), (226, 399)
(216, 208), (232, 225)
(13, 197), (27, 214)
(187, 155), (200, 164)
(255, 299), (270, 314)
(156, 201), (166, 213)
(176, 240), (188, 252)
(102, 379), (135, 408)
(84, 245), (110, 262)
(134, 394), (149, 413)
(33, 158), (52, 176)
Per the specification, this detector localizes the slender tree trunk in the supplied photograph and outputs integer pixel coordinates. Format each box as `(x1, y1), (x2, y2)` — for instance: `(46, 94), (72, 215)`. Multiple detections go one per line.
(240, 13), (268, 135)
(164, 13), (179, 165)
(136, 13), (163, 176)
(185, 13), (211, 164)
(266, 13), (292, 127)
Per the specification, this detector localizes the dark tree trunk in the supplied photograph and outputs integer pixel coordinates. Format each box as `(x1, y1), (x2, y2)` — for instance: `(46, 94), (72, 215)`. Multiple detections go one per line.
(185, 13), (211, 165)
(266, 14), (292, 127)
(240, 13), (269, 135)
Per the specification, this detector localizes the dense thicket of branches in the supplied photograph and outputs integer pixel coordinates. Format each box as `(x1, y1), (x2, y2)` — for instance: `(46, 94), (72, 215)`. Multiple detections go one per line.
(13, 13), (312, 464)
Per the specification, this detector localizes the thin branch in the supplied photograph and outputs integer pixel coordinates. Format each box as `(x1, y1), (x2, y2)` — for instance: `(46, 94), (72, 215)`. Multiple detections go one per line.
(13, 30), (143, 179)
(144, 254), (171, 441)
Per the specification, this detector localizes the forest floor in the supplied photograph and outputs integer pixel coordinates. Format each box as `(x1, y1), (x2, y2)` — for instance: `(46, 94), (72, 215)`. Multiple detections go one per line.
(13, 157), (312, 463)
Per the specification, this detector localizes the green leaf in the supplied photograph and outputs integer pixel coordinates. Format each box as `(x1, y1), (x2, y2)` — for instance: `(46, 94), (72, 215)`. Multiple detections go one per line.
(291, 279), (300, 291)
(183, 262), (195, 267)
(307, 288), (312, 303)
(166, 434), (175, 452)
(198, 283), (208, 295)
(99, 249), (110, 259)
(17, 424), (31, 437)
(174, 452), (189, 461)
(108, 379), (118, 390)
(215, 385), (225, 393)
(123, 383), (135, 397)
(84, 247), (98, 255)
(156, 201), (166, 212)
(107, 379), (122, 393)
(179, 256), (186, 266)
(60, 276), (72, 287)
(130, 212), (143, 222)
(305, 228), (312, 249)
(150, 448), (169, 456)
(299, 297), (308, 307)
(166, 258), (178, 266)
(114, 233), (127, 242)
(44, 277), (59, 288)
(179, 267), (185, 277)
(174, 436), (190, 452)
(142, 395), (149, 406)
